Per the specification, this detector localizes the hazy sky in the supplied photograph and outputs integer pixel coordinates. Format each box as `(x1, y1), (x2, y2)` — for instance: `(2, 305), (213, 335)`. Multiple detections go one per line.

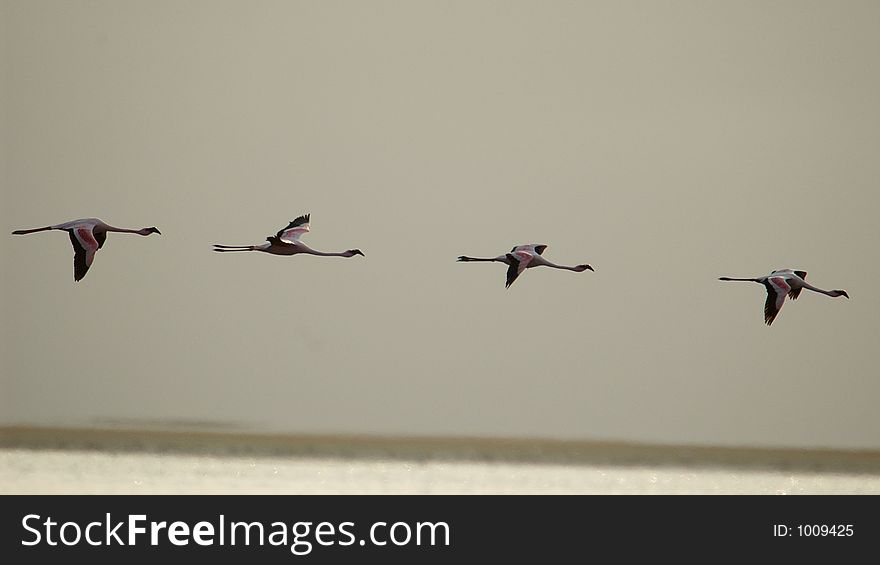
(3, 1), (879, 450)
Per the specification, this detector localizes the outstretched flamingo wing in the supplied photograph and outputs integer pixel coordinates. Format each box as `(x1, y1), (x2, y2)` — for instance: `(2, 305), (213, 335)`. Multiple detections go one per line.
(276, 214), (310, 243)
(504, 250), (533, 289)
(69, 226), (99, 281)
(505, 254), (521, 288)
(763, 276), (790, 325)
(94, 230), (107, 249)
(789, 270), (807, 300)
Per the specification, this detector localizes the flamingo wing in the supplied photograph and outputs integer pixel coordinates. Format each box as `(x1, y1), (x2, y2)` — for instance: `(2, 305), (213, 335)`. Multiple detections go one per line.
(505, 254), (521, 288)
(504, 250), (533, 289)
(763, 276), (790, 325)
(511, 244), (545, 255)
(276, 214), (310, 243)
(69, 227), (99, 281)
(789, 270), (807, 300)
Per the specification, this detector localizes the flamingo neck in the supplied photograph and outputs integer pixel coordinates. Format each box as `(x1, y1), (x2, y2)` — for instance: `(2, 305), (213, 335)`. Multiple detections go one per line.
(801, 281), (839, 297)
(539, 259), (577, 271)
(307, 249), (348, 257)
(102, 225), (141, 234)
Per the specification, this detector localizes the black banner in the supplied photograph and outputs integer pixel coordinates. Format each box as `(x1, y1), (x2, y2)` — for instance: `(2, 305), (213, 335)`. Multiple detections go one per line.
(2, 495), (875, 561)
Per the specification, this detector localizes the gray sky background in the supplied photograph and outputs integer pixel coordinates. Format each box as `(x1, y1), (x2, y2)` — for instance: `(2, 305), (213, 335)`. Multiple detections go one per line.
(3, 1), (879, 449)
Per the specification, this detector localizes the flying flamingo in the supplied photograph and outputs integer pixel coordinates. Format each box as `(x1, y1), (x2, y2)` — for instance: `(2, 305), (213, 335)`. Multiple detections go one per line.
(11, 218), (161, 281)
(719, 269), (849, 325)
(213, 214), (364, 259)
(457, 244), (593, 289)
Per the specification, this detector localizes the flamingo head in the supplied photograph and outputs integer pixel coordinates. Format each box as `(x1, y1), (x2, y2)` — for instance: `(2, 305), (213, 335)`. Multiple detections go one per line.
(140, 227), (161, 236)
(575, 264), (594, 272)
(833, 290), (849, 298)
(346, 249), (364, 257)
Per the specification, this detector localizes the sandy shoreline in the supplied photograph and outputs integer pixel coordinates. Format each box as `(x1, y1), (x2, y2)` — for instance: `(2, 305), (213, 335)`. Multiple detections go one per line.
(2, 426), (880, 494)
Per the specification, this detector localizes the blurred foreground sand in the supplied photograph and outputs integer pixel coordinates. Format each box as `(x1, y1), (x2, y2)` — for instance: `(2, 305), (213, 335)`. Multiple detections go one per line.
(3, 427), (879, 494)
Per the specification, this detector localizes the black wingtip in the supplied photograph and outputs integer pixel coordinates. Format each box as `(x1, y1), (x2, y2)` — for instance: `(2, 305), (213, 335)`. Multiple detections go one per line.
(286, 214), (310, 229)
(504, 253), (520, 289)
